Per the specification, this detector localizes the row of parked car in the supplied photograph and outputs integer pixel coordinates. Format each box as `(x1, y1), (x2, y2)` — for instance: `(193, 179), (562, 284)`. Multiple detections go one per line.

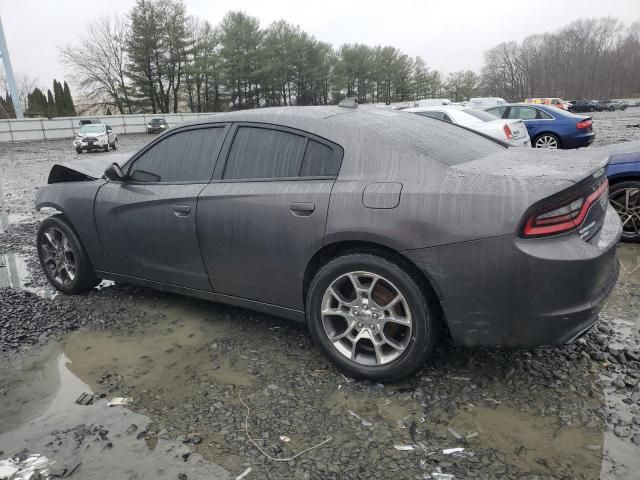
(404, 102), (594, 150)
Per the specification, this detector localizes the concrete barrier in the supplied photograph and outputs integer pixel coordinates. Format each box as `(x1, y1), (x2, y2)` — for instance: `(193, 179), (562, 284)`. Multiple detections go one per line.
(0, 112), (216, 143)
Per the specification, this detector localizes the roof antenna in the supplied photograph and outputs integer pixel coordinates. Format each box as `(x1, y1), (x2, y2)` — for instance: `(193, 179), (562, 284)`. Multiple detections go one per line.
(338, 97), (358, 108)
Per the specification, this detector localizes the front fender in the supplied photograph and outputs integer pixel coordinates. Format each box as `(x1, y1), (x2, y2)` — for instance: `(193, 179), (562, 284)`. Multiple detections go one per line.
(35, 181), (107, 270)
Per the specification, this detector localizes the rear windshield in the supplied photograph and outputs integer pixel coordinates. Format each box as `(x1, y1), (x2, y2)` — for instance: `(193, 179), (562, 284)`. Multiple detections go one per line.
(462, 109), (498, 122)
(150, 119), (166, 124)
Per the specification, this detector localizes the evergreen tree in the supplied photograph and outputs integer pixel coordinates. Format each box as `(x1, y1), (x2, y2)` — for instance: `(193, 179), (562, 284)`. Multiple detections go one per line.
(53, 80), (64, 116)
(46, 89), (55, 118)
(28, 88), (48, 116)
(62, 81), (76, 115)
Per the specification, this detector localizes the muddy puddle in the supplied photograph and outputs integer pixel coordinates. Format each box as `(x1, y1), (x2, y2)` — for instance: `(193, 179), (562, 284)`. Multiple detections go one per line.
(0, 346), (230, 479)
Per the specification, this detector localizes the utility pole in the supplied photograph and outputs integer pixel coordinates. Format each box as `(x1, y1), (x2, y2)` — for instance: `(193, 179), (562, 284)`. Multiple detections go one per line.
(0, 15), (23, 118)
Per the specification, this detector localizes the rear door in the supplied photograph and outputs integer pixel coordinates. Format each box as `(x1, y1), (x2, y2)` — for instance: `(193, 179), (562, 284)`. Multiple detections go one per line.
(95, 124), (229, 290)
(197, 124), (342, 310)
(506, 105), (544, 137)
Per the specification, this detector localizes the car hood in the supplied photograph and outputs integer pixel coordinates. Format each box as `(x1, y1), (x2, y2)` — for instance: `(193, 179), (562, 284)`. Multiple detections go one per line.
(48, 153), (131, 183)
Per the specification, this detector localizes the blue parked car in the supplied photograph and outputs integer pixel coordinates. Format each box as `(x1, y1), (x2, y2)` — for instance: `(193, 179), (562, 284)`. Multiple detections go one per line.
(485, 103), (595, 149)
(606, 148), (640, 242)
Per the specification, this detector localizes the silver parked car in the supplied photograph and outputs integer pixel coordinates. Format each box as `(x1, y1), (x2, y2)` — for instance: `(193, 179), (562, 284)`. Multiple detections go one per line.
(74, 124), (118, 153)
(36, 105), (621, 380)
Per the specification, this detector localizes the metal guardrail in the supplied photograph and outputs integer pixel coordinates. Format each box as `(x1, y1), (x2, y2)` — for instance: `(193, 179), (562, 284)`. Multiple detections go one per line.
(0, 112), (216, 142)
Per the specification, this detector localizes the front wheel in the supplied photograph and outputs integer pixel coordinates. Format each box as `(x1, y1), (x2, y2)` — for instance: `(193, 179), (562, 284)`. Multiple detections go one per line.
(609, 181), (640, 243)
(75, 147), (82, 154)
(112, 139), (117, 150)
(609, 106), (616, 112)
(306, 253), (439, 381)
(37, 215), (100, 294)
(534, 133), (560, 149)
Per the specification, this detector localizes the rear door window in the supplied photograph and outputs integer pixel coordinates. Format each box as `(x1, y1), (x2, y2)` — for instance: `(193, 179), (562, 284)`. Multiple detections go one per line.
(223, 127), (306, 180)
(128, 127), (226, 183)
(507, 106), (538, 120)
(300, 140), (340, 177)
(415, 111), (447, 121)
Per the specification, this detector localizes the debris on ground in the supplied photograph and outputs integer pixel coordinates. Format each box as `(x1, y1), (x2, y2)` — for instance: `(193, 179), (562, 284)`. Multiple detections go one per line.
(442, 447), (465, 455)
(237, 393), (333, 462)
(106, 397), (132, 407)
(430, 466), (455, 480)
(278, 436), (290, 442)
(393, 444), (416, 451)
(0, 454), (53, 480)
(347, 410), (372, 427)
(74, 393), (95, 406)
(447, 427), (462, 441)
(235, 467), (252, 480)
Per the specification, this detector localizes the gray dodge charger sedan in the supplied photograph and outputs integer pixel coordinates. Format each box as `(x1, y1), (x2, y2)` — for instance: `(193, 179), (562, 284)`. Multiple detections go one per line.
(35, 105), (621, 380)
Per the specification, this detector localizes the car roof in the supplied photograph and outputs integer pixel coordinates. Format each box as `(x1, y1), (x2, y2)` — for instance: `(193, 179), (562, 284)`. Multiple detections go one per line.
(180, 106), (506, 168)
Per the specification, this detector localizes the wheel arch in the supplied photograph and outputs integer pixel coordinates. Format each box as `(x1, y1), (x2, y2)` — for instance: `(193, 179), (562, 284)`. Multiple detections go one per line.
(608, 173), (640, 186)
(303, 240), (444, 320)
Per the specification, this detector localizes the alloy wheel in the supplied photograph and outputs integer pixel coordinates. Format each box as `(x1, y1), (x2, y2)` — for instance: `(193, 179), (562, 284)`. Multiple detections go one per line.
(609, 188), (640, 238)
(535, 135), (559, 149)
(321, 271), (412, 366)
(40, 227), (77, 286)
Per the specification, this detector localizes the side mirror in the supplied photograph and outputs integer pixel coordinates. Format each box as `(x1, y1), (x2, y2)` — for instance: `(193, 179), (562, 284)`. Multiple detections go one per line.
(104, 163), (125, 181)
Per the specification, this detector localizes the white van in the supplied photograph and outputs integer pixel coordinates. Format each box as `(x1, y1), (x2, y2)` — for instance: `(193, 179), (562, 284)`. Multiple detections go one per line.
(467, 97), (507, 109)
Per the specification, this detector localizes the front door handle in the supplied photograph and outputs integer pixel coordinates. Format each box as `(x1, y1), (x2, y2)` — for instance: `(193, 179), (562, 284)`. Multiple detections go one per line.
(289, 202), (315, 217)
(172, 204), (191, 217)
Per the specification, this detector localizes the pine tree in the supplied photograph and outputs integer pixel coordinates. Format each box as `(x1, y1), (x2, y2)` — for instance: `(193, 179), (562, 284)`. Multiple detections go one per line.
(62, 82), (76, 116)
(28, 88), (48, 116)
(53, 80), (64, 116)
(46, 89), (55, 118)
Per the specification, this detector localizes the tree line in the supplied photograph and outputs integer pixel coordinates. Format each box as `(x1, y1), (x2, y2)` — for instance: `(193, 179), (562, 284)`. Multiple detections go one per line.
(481, 18), (640, 101)
(26, 80), (77, 118)
(60, 0), (478, 114)
(58, 1), (639, 114)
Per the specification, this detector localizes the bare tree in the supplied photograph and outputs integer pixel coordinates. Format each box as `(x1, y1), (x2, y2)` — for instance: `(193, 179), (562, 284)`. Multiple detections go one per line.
(59, 15), (134, 113)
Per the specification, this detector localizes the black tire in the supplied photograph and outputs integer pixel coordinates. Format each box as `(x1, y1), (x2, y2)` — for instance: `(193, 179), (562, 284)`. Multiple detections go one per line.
(589, 106), (595, 112)
(76, 147), (82, 154)
(112, 139), (117, 150)
(103, 142), (109, 152)
(609, 180), (640, 243)
(533, 133), (561, 149)
(306, 253), (439, 381)
(609, 106), (615, 112)
(37, 215), (100, 294)
(622, 105), (628, 111)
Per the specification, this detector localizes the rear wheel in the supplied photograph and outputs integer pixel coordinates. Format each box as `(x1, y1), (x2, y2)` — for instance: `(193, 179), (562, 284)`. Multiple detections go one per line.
(609, 181), (640, 242)
(534, 133), (560, 149)
(37, 215), (100, 294)
(609, 106), (615, 112)
(306, 253), (439, 381)
(75, 147), (82, 154)
(589, 106), (595, 112)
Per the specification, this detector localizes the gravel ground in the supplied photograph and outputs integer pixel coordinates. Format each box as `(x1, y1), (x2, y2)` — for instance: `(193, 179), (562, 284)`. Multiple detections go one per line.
(1, 111), (640, 479)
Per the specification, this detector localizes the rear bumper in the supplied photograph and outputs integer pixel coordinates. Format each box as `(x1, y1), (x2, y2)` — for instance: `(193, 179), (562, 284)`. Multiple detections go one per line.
(565, 132), (595, 149)
(403, 204), (622, 348)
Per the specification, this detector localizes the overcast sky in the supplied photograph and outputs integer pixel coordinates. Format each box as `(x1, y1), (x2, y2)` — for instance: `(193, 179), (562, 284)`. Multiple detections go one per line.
(1, 0), (639, 90)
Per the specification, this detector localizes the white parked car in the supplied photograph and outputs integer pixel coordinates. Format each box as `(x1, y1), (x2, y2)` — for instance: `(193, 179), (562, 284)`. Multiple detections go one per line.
(467, 97), (508, 109)
(413, 98), (452, 107)
(74, 124), (118, 153)
(404, 106), (531, 147)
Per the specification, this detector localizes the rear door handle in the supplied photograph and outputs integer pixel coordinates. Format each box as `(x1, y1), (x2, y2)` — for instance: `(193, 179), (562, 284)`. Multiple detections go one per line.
(172, 205), (191, 217)
(289, 202), (315, 216)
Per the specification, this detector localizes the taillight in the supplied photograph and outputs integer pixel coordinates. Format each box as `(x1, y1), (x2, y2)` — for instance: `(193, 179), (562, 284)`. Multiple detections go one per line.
(576, 119), (592, 129)
(503, 124), (513, 140)
(522, 179), (608, 237)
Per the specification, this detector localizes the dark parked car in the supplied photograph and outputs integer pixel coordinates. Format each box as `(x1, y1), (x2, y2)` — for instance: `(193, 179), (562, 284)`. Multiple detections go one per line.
(147, 118), (168, 134)
(35, 106), (621, 380)
(569, 100), (601, 113)
(602, 142), (640, 242)
(486, 103), (595, 149)
(600, 99), (628, 112)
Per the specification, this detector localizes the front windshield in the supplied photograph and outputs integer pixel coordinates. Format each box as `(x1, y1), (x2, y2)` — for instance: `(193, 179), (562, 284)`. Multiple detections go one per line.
(80, 125), (106, 134)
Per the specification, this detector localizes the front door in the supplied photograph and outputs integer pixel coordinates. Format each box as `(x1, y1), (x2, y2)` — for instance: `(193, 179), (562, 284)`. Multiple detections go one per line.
(197, 124), (342, 309)
(95, 124), (229, 290)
